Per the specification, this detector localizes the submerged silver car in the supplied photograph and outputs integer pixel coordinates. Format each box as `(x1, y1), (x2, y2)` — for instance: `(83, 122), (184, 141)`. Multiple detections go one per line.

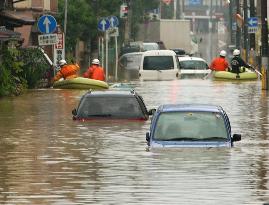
(146, 104), (241, 149)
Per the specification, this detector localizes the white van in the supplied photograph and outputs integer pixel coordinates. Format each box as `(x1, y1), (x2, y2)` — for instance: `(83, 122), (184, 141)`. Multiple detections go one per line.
(139, 50), (180, 81)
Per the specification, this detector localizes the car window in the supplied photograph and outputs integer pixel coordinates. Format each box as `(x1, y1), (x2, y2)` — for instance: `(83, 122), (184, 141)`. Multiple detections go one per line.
(77, 96), (145, 118)
(154, 111), (228, 141)
(143, 56), (174, 70)
(178, 60), (208, 70)
(119, 54), (142, 70)
(143, 43), (159, 51)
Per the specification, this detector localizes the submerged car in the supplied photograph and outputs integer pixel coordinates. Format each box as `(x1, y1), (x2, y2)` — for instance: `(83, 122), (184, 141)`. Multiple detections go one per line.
(178, 56), (210, 78)
(146, 104), (241, 149)
(118, 52), (143, 81)
(72, 90), (151, 121)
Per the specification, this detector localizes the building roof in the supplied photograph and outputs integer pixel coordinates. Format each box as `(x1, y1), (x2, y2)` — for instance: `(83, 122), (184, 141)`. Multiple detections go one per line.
(0, 26), (22, 41)
(0, 10), (35, 27)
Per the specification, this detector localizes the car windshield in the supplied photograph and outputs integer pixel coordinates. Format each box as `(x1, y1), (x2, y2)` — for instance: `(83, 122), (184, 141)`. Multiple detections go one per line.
(179, 60), (208, 70)
(153, 111), (228, 141)
(143, 43), (159, 51)
(77, 96), (145, 119)
(143, 56), (174, 70)
(119, 54), (142, 70)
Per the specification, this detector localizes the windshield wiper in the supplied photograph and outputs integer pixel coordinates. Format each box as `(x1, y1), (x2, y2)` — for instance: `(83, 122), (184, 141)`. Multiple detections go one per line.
(88, 114), (112, 117)
(201, 137), (227, 141)
(165, 137), (200, 141)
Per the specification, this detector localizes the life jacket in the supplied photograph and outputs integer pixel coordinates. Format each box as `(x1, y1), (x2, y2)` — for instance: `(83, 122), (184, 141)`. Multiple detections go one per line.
(210, 57), (228, 71)
(84, 65), (105, 81)
(54, 64), (80, 81)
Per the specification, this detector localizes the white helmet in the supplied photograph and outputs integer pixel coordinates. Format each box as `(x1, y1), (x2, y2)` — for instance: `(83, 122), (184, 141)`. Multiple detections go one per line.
(220, 50), (226, 57)
(59, 59), (67, 66)
(92, 59), (100, 65)
(233, 49), (240, 56)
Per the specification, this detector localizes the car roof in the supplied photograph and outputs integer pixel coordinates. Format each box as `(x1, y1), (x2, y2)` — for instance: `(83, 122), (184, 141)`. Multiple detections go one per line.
(83, 90), (138, 97)
(120, 52), (144, 57)
(177, 56), (207, 62)
(143, 50), (176, 56)
(157, 104), (224, 113)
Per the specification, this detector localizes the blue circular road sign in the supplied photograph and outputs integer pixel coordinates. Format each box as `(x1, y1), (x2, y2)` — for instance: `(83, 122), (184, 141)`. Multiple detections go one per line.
(98, 18), (110, 31)
(109, 16), (119, 28)
(38, 15), (57, 34)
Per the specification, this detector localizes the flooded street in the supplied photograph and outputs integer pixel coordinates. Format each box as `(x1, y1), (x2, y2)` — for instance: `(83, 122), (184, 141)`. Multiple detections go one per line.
(0, 79), (269, 205)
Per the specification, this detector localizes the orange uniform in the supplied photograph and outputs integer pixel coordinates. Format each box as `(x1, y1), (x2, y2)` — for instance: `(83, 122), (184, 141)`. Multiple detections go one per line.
(83, 65), (105, 81)
(53, 63), (80, 82)
(210, 57), (229, 71)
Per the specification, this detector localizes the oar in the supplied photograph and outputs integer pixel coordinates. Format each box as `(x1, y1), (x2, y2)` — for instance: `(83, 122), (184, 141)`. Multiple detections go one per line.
(203, 71), (213, 80)
(250, 65), (262, 76)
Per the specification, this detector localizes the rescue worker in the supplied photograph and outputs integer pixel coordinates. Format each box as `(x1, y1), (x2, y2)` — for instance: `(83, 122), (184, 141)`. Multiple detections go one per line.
(52, 59), (80, 82)
(83, 59), (105, 81)
(230, 49), (251, 75)
(209, 50), (229, 71)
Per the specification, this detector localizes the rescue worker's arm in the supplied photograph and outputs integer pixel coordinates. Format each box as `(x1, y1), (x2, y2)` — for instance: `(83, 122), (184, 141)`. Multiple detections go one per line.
(209, 59), (216, 71)
(239, 58), (251, 68)
(224, 60), (229, 71)
(53, 70), (63, 82)
(83, 67), (93, 78)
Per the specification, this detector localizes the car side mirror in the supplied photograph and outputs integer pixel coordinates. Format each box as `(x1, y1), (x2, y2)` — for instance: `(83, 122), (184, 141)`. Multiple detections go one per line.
(146, 132), (150, 146)
(232, 134), (241, 142)
(148, 108), (156, 115)
(72, 108), (77, 116)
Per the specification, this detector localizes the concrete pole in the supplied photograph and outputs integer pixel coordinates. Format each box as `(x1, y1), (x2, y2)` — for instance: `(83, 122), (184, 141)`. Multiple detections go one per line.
(209, 0), (213, 61)
(235, 0), (241, 49)
(261, 0), (269, 90)
(173, 0), (177, 19)
(64, 0), (67, 36)
(243, 0), (249, 62)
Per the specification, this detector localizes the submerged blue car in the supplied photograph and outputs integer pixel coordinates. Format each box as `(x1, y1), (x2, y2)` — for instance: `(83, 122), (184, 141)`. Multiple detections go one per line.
(146, 104), (241, 149)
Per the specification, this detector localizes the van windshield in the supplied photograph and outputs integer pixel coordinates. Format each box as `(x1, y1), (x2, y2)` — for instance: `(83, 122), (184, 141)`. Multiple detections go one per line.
(143, 56), (174, 70)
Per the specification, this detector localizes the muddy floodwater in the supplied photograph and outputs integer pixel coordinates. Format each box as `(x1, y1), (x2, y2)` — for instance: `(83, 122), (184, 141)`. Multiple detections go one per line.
(0, 79), (268, 205)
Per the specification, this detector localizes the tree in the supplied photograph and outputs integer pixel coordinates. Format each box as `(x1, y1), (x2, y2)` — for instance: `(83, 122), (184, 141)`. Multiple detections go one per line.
(57, 0), (160, 54)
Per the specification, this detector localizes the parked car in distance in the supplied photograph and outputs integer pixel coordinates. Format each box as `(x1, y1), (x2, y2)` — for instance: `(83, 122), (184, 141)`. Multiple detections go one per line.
(118, 52), (143, 81)
(146, 104), (241, 149)
(178, 56), (210, 78)
(72, 90), (151, 121)
(142, 42), (160, 51)
(170, 48), (186, 56)
(139, 50), (180, 81)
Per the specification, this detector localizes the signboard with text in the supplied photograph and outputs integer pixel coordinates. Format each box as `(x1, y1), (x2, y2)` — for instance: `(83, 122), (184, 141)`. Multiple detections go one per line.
(38, 34), (58, 46)
(54, 32), (65, 64)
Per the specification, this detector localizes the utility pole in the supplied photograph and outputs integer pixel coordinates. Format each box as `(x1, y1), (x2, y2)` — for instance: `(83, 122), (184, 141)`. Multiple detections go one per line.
(249, 0), (255, 50)
(261, 0), (268, 90)
(64, 0), (67, 36)
(235, 0), (241, 49)
(243, 0), (248, 62)
(173, 0), (177, 19)
(229, 0), (236, 45)
(209, 0), (213, 61)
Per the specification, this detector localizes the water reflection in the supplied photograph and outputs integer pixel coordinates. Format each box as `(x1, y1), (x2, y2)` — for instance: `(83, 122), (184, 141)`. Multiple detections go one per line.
(0, 79), (269, 204)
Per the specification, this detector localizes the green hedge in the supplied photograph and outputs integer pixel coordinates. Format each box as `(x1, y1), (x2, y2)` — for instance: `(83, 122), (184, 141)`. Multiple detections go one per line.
(0, 47), (51, 97)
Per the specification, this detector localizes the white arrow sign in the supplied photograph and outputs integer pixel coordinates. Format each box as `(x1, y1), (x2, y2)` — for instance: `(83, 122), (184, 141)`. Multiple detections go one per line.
(43, 17), (51, 34)
(101, 19), (107, 31)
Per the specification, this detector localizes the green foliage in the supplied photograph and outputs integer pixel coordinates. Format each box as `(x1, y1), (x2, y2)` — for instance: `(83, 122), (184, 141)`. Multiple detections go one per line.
(19, 47), (51, 89)
(57, 0), (160, 53)
(0, 47), (25, 96)
(0, 47), (51, 97)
